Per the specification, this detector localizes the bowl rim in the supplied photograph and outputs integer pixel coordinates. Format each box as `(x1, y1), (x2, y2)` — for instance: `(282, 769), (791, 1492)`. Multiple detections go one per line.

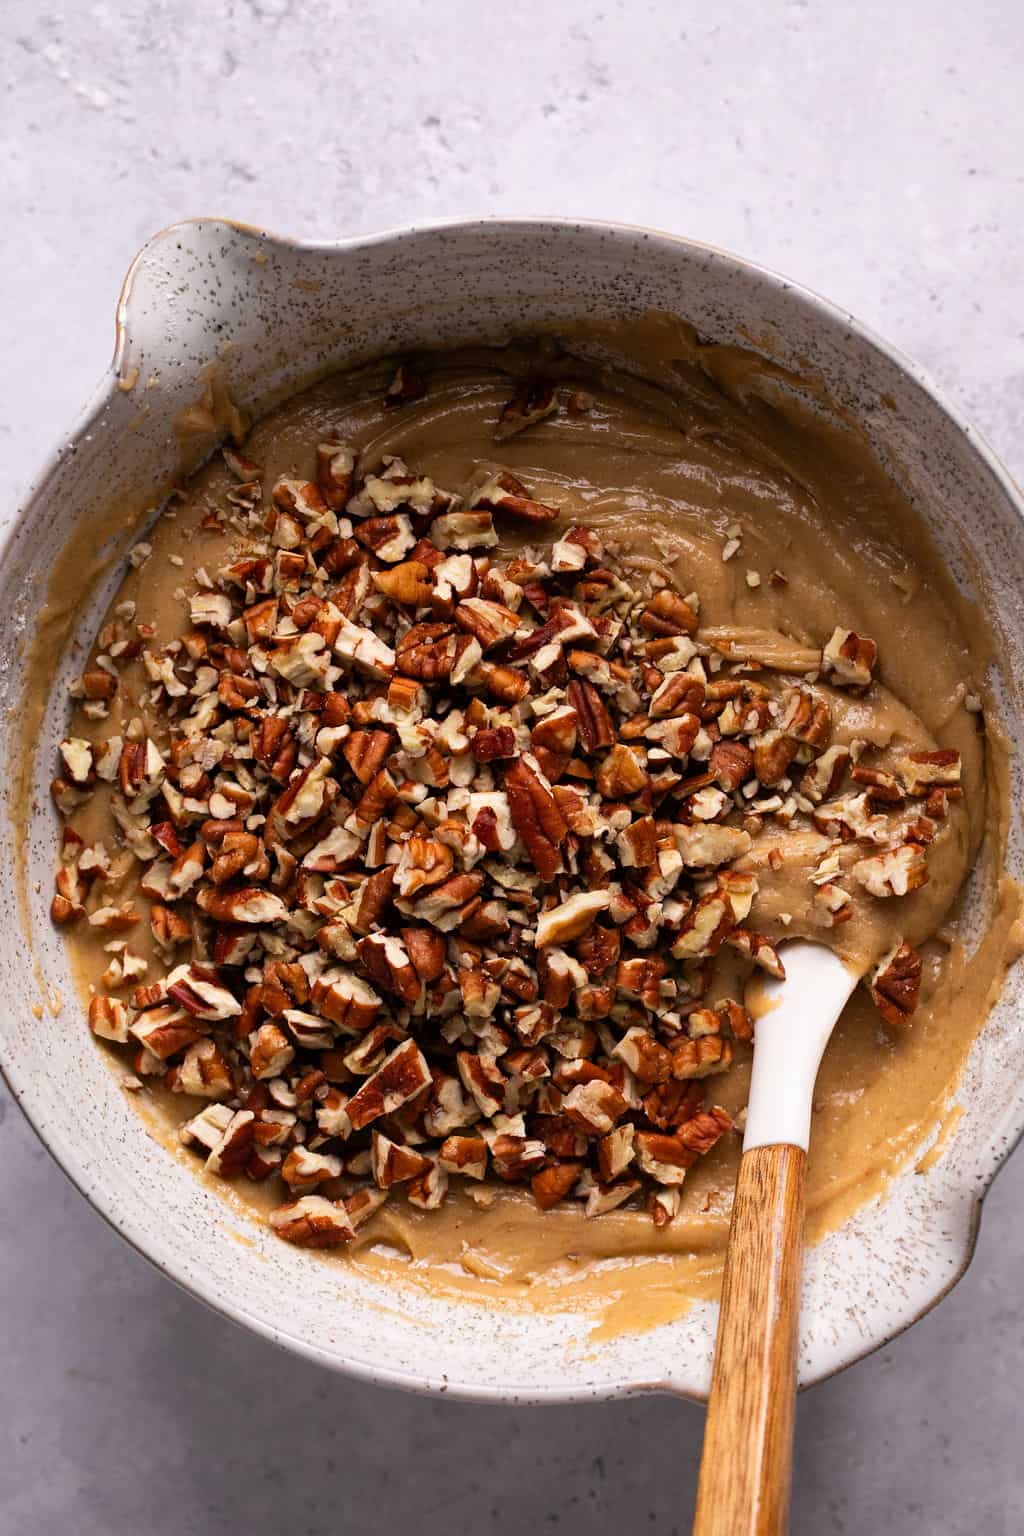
(4, 213), (1024, 1404)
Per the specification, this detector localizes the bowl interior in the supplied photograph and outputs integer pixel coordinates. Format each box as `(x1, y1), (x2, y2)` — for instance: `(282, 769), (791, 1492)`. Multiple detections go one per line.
(2, 218), (1023, 1401)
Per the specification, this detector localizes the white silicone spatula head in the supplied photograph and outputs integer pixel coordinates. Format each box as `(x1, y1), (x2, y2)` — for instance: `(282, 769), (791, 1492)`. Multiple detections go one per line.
(742, 939), (860, 1153)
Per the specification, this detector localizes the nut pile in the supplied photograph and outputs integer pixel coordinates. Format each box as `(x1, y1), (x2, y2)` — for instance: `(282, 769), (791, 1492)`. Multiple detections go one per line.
(51, 374), (963, 1249)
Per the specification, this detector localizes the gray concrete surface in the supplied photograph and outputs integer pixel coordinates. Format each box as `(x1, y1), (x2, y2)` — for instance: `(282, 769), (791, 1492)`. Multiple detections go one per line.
(3, 2), (1023, 1531)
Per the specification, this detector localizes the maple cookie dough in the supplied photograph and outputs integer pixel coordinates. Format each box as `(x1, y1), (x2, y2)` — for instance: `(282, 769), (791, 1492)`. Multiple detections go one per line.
(47, 337), (1008, 1306)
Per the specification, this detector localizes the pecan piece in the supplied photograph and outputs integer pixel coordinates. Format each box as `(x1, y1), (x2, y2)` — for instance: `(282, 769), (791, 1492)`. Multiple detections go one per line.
(249, 1023), (296, 1080)
(725, 928), (785, 977)
(504, 758), (567, 881)
(531, 1161), (582, 1209)
(383, 363), (427, 409)
(563, 1080), (627, 1138)
(869, 942), (923, 1026)
(575, 923), (621, 978)
(895, 750), (962, 796)
(310, 970), (381, 1033)
(456, 1051), (507, 1117)
(596, 744), (649, 799)
(639, 590), (698, 638)
(821, 626), (878, 689)
(567, 679), (615, 752)
(270, 1196), (356, 1247)
(195, 887), (289, 924)
(472, 726), (518, 762)
(669, 1032), (733, 1081)
(634, 1131), (697, 1187)
(852, 843), (929, 898)
(535, 889), (611, 948)
(88, 996), (130, 1043)
(612, 1026), (672, 1085)
(371, 1132), (431, 1189)
(357, 934), (421, 1007)
(439, 1135), (489, 1181)
(396, 623), (478, 683)
(454, 597), (520, 650)
(801, 744), (850, 803)
(472, 473), (560, 523)
(676, 1106), (733, 1155)
(753, 730), (798, 787)
(252, 716), (297, 783)
(315, 441), (356, 509)
(468, 660), (531, 704)
(346, 1040), (432, 1131)
(373, 560), (434, 607)
(650, 673), (706, 718)
(343, 728), (393, 785)
(493, 382), (558, 442)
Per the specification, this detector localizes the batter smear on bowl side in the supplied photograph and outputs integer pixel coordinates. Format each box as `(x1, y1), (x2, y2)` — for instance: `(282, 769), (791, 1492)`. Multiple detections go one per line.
(47, 331), (1019, 1321)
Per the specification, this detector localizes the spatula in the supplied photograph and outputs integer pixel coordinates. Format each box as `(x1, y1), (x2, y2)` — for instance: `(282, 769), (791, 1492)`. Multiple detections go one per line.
(691, 940), (860, 1536)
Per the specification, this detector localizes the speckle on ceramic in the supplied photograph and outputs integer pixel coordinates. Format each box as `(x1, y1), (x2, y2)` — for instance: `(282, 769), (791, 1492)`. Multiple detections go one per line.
(1, 218), (1022, 1404)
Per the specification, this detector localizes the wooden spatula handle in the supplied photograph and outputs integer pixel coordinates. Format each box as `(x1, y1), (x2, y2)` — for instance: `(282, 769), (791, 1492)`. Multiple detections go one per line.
(692, 1143), (807, 1536)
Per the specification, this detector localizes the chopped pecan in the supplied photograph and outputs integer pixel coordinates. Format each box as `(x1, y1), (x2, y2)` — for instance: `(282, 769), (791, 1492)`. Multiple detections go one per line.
(281, 1146), (343, 1193)
(352, 768), (401, 829)
(397, 623), (478, 683)
(252, 716), (297, 783)
(472, 726), (517, 762)
(821, 626), (878, 689)
(468, 660), (531, 704)
(800, 744), (850, 803)
(597, 744), (649, 799)
(530, 1161), (581, 1209)
(536, 889), (611, 948)
(895, 750), (962, 796)
(634, 1131), (696, 1186)
(671, 891), (733, 960)
(89, 996), (131, 1043)
(640, 590), (698, 637)
(456, 1051), (507, 1117)
(725, 928), (785, 977)
(439, 1134), (488, 1180)
(343, 728), (392, 785)
(196, 886), (289, 924)
(383, 363), (427, 409)
(402, 926), (448, 982)
(315, 441), (356, 509)
(504, 758), (567, 881)
(677, 1106), (733, 1154)
(563, 1080), (627, 1137)
(431, 510), (498, 550)
(650, 673), (706, 718)
(753, 730), (798, 787)
(249, 1022), (296, 1080)
(346, 1040), (432, 1131)
(454, 597), (520, 650)
(674, 823), (752, 868)
(869, 942), (923, 1026)
(269, 1196), (356, 1247)
(357, 933), (421, 1006)
(612, 1026), (672, 1085)
(371, 1131), (431, 1188)
(311, 970), (381, 1033)
(567, 679), (615, 752)
(851, 765), (903, 805)
(493, 382), (558, 441)
(852, 843), (929, 898)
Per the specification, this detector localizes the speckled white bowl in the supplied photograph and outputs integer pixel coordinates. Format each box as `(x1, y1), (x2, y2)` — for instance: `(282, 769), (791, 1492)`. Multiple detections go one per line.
(2, 218), (1023, 1402)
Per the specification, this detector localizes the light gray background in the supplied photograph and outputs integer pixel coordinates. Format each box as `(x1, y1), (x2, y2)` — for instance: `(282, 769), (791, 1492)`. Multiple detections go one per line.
(3, 2), (1023, 1532)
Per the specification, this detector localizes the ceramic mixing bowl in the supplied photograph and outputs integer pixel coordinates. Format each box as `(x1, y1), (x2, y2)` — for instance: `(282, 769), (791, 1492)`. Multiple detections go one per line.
(2, 218), (1022, 1401)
